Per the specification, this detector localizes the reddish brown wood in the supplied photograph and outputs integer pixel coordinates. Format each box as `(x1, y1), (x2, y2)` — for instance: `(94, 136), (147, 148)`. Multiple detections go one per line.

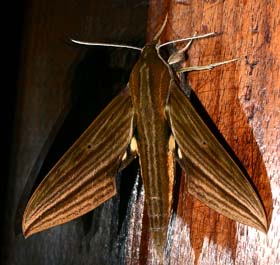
(127, 0), (279, 264)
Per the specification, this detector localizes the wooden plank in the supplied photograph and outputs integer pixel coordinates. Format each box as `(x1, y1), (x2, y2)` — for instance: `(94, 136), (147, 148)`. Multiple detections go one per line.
(125, 0), (279, 264)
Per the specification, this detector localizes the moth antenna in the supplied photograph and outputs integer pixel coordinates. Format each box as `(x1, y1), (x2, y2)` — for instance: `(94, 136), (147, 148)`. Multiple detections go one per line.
(71, 39), (142, 51)
(177, 31), (197, 53)
(158, 32), (219, 49)
(177, 57), (241, 73)
(153, 14), (168, 42)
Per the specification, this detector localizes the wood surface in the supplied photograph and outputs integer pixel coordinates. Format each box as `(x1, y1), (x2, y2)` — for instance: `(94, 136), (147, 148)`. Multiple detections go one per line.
(127, 0), (279, 264)
(2, 0), (279, 265)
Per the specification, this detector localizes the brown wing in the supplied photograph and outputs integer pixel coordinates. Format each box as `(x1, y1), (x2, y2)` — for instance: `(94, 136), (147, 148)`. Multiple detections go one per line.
(23, 88), (135, 237)
(166, 80), (267, 232)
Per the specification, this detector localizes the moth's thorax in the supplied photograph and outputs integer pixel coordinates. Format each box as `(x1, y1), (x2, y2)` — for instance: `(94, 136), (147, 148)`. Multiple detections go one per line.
(129, 43), (171, 118)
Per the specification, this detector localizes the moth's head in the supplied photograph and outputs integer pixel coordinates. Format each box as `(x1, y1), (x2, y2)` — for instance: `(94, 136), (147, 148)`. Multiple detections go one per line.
(141, 42), (159, 56)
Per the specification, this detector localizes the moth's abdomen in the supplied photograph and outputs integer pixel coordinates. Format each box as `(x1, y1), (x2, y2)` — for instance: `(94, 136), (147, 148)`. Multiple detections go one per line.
(146, 197), (170, 250)
(136, 119), (174, 257)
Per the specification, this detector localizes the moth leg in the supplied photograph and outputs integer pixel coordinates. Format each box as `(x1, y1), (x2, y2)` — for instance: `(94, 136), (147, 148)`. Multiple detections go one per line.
(167, 32), (199, 96)
(177, 57), (240, 74)
(164, 32), (222, 65)
(168, 32), (197, 65)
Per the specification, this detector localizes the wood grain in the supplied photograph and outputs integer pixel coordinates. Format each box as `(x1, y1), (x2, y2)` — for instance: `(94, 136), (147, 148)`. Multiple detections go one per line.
(3, 1), (279, 265)
(127, 0), (279, 264)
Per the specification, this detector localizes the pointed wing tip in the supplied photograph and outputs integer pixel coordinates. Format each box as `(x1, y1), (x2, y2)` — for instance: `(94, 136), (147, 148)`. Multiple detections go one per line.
(22, 208), (38, 239)
(261, 225), (268, 234)
(255, 215), (268, 234)
(22, 216), (46, 239)
(22, 230), (30, 239)
(235, 206), (268, 233)
(22, 222), (31, 239)
(22, 216), (32, 239)
(22, 225), (43, 239)
(249, 201), (268, 233)
(246, 219), (267, 234)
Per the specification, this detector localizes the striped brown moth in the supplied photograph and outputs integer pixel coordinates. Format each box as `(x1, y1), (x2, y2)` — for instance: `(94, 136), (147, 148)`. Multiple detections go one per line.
(22, 22), (267, 261)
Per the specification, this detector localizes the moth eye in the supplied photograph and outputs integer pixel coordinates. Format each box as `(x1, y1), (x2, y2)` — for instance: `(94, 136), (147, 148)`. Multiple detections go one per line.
(87, 144), (92, 149)
(178, 148), (183, 159)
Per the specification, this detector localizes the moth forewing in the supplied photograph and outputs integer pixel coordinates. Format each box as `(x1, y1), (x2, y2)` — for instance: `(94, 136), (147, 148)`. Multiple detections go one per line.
(22, 88), (135, 237)
(166, 80), (267, 232)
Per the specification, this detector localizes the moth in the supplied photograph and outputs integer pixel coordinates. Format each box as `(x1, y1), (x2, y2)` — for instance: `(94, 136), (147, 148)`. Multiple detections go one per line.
(22, 18), (267, 261)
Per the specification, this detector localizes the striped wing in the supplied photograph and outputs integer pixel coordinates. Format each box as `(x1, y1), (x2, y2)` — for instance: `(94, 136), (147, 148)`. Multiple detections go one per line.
(166, 80), (267, 232)
(23, 88), (135, 237)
